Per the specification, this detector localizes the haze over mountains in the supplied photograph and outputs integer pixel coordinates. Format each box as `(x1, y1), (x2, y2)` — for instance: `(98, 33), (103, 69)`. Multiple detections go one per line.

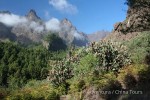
(87, 30), (110, 42)
(0, 9), (109, 46)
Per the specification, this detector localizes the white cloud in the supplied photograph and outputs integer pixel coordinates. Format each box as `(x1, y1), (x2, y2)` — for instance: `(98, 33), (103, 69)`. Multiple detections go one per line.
(0, 12), (84, 40)
(45, 18), (61, 32)
(0, 13), (61, 33)
(49, 0), (78, 14)
(0, 13), (45, 33)
(0, 13), (27, 26)
(71, 30), (84, 40)
(29, 21), (44, 33)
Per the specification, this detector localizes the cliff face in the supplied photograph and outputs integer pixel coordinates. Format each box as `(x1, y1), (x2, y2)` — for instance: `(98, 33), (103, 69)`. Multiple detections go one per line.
(114, 0), (150, 33)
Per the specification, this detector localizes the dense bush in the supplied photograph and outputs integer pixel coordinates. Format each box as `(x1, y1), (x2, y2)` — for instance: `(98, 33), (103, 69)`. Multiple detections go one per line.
(72, 41), (131, 76)
(48, 59), (73, 86)
(74, 53), (98, 78)
(124, 31), (150, 64)
(67, 41), (132, 97)
(44, 33), (67, 51)
(89, 41), (131, 71)
(7, 80), (60, 100)
(0, 42), (50, 87)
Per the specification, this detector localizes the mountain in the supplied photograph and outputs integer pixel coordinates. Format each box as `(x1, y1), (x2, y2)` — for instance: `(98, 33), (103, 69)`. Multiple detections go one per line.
(0, 10), (89, 46)
(0, 22), (16, 41)
(26, 9), (41, 22)
(59, 18), (89, 46)
(87, 30), (110, 42)
(10, 10), (45, 44)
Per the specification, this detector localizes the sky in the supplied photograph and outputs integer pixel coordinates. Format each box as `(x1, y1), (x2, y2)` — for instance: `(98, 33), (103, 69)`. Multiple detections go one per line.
(0, 0), (127, 34)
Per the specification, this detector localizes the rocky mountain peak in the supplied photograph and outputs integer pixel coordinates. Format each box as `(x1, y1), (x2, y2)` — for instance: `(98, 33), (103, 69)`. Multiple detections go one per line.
(61, 18), (73, 27)
(0, 10), (89, 47)
(26, 9), (40, 21)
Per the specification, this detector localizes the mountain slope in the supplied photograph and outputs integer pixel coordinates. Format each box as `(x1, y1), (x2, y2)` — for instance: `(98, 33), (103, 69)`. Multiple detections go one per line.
(87, 30), (110, 42)
(0, 22), (16, 41)
(59, 18), (89, 46)
(0, 10), (89, 46)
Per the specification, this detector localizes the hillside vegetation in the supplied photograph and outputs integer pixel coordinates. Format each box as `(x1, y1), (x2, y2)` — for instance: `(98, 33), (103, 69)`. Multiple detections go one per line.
(0, 31), (150, 100)
(0, 0), (150, 100)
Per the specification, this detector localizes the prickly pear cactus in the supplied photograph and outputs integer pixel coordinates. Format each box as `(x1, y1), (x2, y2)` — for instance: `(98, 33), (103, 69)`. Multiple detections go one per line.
(48, 59), (73, 86)
(71, 41), (131, 71)
(89, 41), (132, 71)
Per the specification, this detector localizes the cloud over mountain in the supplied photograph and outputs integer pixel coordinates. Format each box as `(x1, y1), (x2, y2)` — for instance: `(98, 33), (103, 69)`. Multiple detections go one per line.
(0, 10), (88, 46)
(0, 12), (61, 33)
(45, 18), (61, 32)
(49, 0), (78, 14)
(0, 13), (27, 26)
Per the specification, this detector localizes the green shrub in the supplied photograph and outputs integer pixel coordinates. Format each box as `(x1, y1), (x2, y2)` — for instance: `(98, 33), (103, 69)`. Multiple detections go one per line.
(44, 33), (67, 51)
(46, 91), (59, 100)
(74, 53), (98, 77)
(0, 87), (9, 99)
(95, 72), (122, 99)
(124, 31), (150, 64)
(22, 93), (33, 100)
(89, 41), (131, 71)
(117, 64), (149, 89)
(48, 59), (73, 86)
(9, 94), (22, 100)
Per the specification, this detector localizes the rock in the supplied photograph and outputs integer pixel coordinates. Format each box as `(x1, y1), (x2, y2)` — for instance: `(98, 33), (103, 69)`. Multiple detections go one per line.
(114, 0), (150, 34)
(26, 9), (41, 22)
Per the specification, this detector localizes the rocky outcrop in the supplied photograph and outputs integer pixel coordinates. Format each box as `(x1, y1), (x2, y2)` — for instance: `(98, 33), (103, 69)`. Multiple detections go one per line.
(26, 9), (41, 22)
(59, 18), (89, 46)
(114, 0), (150, 34)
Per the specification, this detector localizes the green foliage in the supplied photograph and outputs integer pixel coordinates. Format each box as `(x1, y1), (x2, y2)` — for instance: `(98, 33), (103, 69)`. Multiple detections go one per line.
(50, 50), (67, 60)
(67, 41), (131, 97)
(117, 64), (150, 90)
(0, 87), (10, 99)
(69, 41), (131, 81)
(7, 80), (60, 100)
(1, 31), (150, 99)
(0, 42), (50, 87)
(0, 64), (8, 86)
(46, 91), (59, 100)
(89, 41), (131, 71)
(74, 53), (98, 77)
(48, 59), (73, 86)
(44, 33), (67, 51)
(124, 31), (150, 64)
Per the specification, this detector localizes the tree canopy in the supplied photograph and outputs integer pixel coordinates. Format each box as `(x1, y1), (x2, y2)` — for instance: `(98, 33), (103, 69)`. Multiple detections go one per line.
(44, 33), (67, 51)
